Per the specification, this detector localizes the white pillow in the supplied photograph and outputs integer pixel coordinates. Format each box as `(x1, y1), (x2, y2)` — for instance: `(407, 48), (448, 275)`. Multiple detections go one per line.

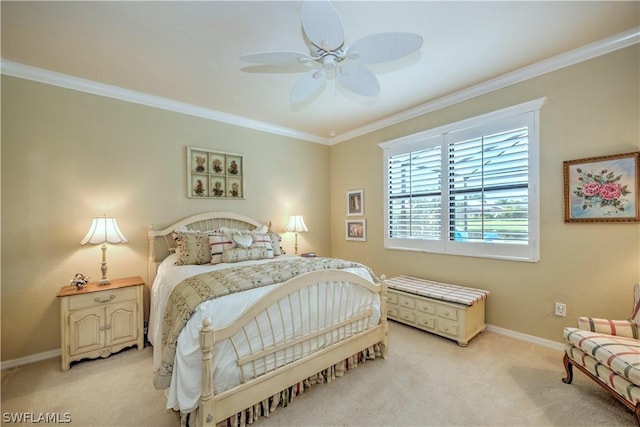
(233, 234), (253, 248)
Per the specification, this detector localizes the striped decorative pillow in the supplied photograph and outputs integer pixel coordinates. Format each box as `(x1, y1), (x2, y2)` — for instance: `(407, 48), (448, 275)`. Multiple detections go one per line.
(209, 233), (235, 264)
(577, 317), (637, 339)
(251, 233), (274, 258)
(222, 246), (268, 263)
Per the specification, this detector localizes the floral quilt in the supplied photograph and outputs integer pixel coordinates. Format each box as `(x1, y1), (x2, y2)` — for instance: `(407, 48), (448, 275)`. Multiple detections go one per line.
(153, 257), (376, 390)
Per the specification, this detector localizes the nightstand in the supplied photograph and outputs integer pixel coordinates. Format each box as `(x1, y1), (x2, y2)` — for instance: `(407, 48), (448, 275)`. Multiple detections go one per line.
(57, 276), (144, 371)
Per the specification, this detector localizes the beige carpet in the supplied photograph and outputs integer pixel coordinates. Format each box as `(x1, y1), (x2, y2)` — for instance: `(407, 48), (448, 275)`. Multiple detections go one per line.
(1, 322), (635, 426)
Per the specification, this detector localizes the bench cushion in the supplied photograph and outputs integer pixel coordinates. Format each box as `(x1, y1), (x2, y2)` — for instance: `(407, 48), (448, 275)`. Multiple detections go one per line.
(386, 276), (489, 306)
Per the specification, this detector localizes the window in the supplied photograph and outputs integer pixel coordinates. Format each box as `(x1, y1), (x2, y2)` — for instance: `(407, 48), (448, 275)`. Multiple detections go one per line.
(379, 98), (545, 262)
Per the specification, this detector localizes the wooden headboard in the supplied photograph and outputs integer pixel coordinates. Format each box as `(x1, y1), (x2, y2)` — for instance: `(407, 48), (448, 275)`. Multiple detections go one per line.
(147, 211), (268, 284)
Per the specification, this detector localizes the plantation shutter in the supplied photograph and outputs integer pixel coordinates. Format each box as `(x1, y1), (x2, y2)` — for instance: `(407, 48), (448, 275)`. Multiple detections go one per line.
(447, 127), (530, 244)
(387, 145), (442, 240)
(380, 98), (543, 261)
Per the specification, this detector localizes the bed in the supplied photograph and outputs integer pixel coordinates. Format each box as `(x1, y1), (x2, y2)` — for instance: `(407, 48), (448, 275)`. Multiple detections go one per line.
(147, 211), (388, 427)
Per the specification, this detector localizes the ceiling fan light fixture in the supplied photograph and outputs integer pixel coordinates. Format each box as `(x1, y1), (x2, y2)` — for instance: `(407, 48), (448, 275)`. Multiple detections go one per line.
(241, 0), (423, 106)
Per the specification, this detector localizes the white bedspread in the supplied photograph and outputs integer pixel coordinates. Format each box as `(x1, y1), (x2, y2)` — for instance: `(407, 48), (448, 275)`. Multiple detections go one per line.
(149, 254), (380, 413)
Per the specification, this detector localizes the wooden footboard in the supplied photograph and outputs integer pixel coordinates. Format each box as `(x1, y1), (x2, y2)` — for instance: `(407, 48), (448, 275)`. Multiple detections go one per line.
(191, 270), (388, 427)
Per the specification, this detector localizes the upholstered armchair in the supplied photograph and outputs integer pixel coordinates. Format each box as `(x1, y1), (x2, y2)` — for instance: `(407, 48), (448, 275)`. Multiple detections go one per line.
(562, 283), (640, 424)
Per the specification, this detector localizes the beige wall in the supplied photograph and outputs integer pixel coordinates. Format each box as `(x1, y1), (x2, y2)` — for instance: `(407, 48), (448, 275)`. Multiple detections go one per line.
(1, 76), (330, 361)
(2, 45), (638, 362)
(329, 45), (640, 343)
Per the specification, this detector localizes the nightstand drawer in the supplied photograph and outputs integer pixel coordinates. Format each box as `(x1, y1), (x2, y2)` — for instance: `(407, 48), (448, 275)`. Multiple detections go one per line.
(67, 286), (138, 310)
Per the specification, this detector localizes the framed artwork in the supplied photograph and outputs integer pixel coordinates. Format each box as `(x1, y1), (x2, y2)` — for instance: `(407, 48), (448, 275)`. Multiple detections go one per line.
(346, 219), (366, 241)
(187, 147), (244, 199)
(346, 189), (364, 216)
(563, 151), (639, 223)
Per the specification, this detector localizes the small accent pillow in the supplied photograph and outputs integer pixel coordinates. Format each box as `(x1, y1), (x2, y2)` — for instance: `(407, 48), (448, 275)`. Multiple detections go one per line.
(209, 233), (235, 264)
(269, 232), (283, 256)
(251, 233), (274, 258)
(174, 232), (211, 265)
(233, 234), (253, 248)
(253, 224), (269, 234)
(216, 227), (250, 235)
(222, 246), (268, 263)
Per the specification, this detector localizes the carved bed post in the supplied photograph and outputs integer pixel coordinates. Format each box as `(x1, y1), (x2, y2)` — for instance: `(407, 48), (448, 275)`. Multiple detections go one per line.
(379, 275), (389, 359)
(198, 317), (216, 426)
(148, 224), (156, 284)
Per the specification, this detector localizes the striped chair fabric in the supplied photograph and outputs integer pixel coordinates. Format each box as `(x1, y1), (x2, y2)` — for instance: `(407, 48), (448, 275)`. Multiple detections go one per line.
(563, 283), (640, 419)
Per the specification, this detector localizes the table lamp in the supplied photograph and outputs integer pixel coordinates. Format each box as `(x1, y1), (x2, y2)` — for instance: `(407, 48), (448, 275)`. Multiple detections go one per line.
(80, 215), (128, 285)
(286, 215), (308, 255)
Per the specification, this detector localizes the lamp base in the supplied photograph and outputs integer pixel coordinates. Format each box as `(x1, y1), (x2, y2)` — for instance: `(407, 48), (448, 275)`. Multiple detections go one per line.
(97, 278), (111, 286)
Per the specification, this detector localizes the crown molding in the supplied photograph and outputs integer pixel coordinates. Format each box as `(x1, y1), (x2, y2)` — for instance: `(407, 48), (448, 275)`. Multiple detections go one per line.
(330, 26), (640, 144)
(0, 60), (330, 145)
(2, 27), (637, 146)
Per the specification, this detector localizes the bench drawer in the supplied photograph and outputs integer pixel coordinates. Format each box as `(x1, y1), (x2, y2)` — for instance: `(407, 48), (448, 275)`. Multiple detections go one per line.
(437, 305), (458, 321)
(397, 307), (416, 324)
(398, 294), (416, 309)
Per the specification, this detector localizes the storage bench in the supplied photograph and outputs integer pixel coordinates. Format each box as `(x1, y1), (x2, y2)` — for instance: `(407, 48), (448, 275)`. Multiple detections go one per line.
(386, 276), (489, 346)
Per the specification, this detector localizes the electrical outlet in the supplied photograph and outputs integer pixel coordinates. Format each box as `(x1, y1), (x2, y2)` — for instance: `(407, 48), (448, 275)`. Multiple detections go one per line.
(554, 302), (566, 317)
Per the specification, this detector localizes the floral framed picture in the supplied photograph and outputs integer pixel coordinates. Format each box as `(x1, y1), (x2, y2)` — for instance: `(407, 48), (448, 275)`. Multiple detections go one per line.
(187, 147), (244, 199)
(563, 152), (639, 223)
(346, 189), (364, 216)
(346, 219), (366, 241)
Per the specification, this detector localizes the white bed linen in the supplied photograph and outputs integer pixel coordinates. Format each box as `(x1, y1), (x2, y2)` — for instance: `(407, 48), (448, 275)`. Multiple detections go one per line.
(150, 254), (380, 413)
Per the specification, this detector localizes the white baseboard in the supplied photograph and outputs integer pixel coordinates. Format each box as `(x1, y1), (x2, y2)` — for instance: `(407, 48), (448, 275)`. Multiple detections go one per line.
(486, 324), (565, 352)
(1, 349), (61, 370)
(1, 325), (564, 370)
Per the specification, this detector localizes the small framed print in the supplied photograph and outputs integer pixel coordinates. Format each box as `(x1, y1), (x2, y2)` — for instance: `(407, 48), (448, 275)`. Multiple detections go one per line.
(563, 151), (639, 223)
(346, 189), (364, 216)
(227, 155), (242, 176)
(346, 219), (366, 241)
(210, 154), (225, 175)
(190, 150), (209, 174)
(191, 175), (208, 198)
(210, 177), (226, 197)
(187, 147), (244, 199)
(228, 177), (243, 198)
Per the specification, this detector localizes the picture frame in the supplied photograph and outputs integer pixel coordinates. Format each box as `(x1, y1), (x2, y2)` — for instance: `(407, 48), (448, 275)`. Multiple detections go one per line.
(346, 189), (364, 216)
(563, 151), (639, 223)
(346, 219), (366, 241)
(187, 147), (244, 199)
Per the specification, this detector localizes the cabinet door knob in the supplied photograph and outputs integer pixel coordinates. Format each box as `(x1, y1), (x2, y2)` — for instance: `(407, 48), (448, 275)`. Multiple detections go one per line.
(94, 295), (116, 303)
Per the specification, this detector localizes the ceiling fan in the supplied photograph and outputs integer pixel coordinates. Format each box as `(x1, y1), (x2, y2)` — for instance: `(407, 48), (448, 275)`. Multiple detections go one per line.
(240, 0), (423, 105)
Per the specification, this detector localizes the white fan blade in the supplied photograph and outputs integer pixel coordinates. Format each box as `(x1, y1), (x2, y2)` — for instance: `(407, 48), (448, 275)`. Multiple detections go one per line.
(290, 69), (327, 104)
(241, 51), (313, 65)
(338, 64), (380, 97)
(301, 0), (344, 51)
(348, 32), (423, 64)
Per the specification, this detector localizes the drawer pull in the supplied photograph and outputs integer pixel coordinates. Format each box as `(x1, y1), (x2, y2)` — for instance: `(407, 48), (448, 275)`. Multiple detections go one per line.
(94, 295), (116, 303)
(99, 325), (112, 331)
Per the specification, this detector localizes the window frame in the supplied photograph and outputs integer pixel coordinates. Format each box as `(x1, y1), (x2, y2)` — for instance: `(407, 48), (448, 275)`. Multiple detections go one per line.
(379, 98), (546, 262)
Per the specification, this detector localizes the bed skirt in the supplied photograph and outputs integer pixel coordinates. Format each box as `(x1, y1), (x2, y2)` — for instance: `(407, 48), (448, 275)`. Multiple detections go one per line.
(183, 343), (383, 427)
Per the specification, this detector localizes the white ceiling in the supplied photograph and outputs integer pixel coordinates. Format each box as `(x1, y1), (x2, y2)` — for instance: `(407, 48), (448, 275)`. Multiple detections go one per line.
(2, 1), (639, 144)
